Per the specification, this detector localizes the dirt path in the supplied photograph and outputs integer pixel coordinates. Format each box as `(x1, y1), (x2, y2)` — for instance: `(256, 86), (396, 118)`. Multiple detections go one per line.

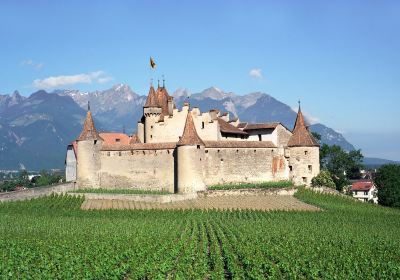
(81, 194), (319, 211)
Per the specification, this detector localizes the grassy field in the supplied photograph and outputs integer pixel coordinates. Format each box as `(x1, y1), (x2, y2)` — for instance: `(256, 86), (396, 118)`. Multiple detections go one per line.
(208, 180), (293, 190)
(0, 190), (399, 279)
(70, 188), (170, 195)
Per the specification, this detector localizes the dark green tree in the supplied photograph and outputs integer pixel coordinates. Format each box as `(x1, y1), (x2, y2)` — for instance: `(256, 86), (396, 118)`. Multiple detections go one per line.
(319, 144), (364, 191)
(375, 164), (400, 207)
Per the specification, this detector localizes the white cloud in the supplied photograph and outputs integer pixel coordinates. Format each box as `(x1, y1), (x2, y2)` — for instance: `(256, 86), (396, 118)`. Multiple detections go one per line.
(32, 71), (113, 89)
(21, 59), (44, 70)
(249, 68), (262, 78)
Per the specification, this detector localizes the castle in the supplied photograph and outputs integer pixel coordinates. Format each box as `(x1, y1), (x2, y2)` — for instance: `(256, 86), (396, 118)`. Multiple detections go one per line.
(65, 82), (320, 193)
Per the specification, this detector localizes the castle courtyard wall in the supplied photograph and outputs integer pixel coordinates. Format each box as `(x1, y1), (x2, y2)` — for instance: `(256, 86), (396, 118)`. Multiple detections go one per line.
(99, 148), (175, 192)
(202, 147), (289, 186)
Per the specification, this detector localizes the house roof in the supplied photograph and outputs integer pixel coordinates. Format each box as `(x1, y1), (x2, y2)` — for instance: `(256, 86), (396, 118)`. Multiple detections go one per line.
(351, 181), (375, 191)
(204, 141), (276, 148)
(242, 122), (280, 130)
(129, 134), (140, 144)
(101, 142), (176, 151)
(177, 111), (205, 146)
(99, 133), (131, 145)
(77, 110), (103, 141)
(287, 106), (319, 147)
(144, 85), (160, 108)
(218, 118), (248, 135)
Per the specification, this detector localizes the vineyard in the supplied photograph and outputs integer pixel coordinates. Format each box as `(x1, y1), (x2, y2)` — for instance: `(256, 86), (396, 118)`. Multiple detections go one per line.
(1, 190), (400, 279)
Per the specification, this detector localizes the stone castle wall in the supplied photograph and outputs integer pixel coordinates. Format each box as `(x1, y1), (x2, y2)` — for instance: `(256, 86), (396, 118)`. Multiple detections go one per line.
(202, 147), (289, 186)
(99, 148), (175, 192)
(288, 146), (320, 185)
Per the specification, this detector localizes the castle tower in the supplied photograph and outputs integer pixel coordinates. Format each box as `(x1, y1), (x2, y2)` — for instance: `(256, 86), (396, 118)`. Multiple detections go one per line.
(287, 104), (320, 185)
(76, 104), (103, 188)
(176, 110), (206, 193)
(143, 85), (161, 143)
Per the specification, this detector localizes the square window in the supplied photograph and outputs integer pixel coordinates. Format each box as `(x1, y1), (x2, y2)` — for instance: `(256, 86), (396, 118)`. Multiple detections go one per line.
(308, 165), (312, 171)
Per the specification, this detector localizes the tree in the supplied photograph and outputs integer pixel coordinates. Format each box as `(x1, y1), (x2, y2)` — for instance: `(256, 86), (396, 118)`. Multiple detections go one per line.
(311, 170), (336, 189)
(319, 144), (364, 191)
(375, 164), (400, 207)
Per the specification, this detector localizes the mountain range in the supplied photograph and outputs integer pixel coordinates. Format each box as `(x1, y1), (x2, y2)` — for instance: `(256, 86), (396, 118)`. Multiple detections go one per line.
(0, 84), (368, 170)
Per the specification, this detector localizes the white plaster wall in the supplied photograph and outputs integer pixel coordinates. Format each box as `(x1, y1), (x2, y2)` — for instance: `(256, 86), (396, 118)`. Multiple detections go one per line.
(65, 147), (76, 182)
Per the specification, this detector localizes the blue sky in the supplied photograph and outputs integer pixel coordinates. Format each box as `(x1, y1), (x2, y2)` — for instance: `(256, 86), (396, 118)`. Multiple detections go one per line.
(1, 0), (399, 160)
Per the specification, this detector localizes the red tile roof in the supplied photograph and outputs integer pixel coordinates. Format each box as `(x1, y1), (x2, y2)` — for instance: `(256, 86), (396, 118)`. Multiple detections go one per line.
(287, 107), (319, 147)
(351, 181), (374, 191)
(177, 112), (205, 146)
(99, 133), (131, 145)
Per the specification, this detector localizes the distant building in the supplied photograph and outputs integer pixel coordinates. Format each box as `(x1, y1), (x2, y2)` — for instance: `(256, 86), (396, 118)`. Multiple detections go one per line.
(66, 82), (320, 193)
(351, 181), (378, 203)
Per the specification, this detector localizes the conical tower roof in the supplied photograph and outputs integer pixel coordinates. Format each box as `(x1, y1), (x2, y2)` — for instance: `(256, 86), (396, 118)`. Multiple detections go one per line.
(144, 85), (160, 108)
(77, 110), (103, 141)
(177, 111), (205, 146)
(156, 85), (170, 116)
(287, 105), (319, 147)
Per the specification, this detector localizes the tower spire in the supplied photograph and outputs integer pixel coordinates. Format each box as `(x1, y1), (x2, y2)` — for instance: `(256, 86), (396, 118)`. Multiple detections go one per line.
(162, 75), (165, 88)
(177, 111), (204, 146)
(77, 107), (102, 141)
(88, 101), (90, 111)
(287, 102), (319, 147)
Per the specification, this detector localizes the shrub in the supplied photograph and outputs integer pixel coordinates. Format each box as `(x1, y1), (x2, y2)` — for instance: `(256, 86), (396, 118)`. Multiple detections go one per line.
(311, 170), (336, 189)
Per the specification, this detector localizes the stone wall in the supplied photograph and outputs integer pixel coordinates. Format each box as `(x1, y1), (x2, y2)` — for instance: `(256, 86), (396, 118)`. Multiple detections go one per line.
(288, 146), (320, 185)
(202, 147), (289, 186)
(0, 183), (76, 202)
(99, 148), (175, 192)
(77, 140), (102, 188)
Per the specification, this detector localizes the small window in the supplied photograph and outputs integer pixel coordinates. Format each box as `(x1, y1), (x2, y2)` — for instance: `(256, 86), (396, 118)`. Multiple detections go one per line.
(118, 151), (122, 156)
(289, 165), (293, 171)
(308, 165), (312, 172)
(197, 145), (200, 149)
(354, 191), (357, 195)
(236, 149), (239, 153)
(221, 159), (223, 162)
(131, 150), (134, 155)
(217, 149), (220, 153)
(150, 135), (153, 139)
(302, 177), (307, 183)
(202, 122), (205, 129)
(304, 151), (308, 155)
(254, 150), (256, 153)
(107, 152), (110, 156)
(94, 140), (97, 145)
(364, 191), (368, 195)
(115, 138), (121, 142)
(151, 125), (153, 129)
(205, 150), (208, 153)
(258, 134), (262, 141)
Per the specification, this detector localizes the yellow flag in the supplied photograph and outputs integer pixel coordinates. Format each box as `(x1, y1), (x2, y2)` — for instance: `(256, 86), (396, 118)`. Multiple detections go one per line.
(150, 57), (156, 69)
